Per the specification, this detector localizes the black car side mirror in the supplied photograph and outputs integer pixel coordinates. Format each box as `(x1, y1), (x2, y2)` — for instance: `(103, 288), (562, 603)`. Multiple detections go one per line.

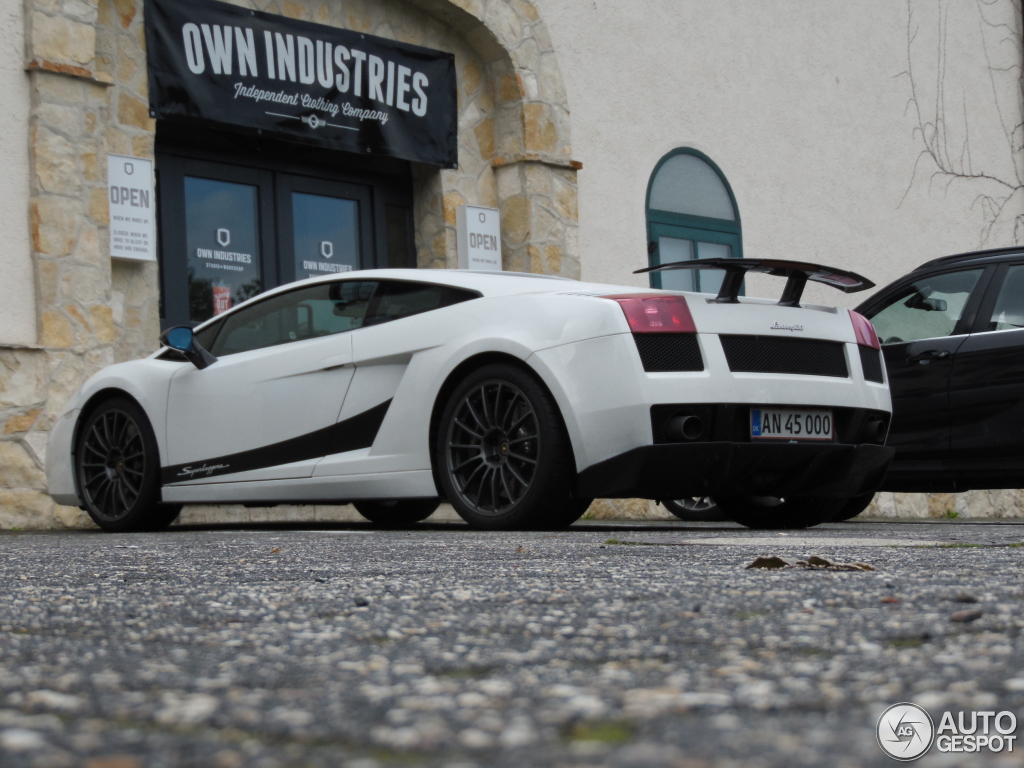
(160, 326), (218, 370)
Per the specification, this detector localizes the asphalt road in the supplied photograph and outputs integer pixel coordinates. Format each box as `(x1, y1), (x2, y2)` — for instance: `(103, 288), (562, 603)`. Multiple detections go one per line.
(1, 519), (1023, 768)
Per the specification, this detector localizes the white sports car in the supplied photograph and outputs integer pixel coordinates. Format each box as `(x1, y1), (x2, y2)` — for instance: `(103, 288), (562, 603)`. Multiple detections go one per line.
(46, 260), (893, 532)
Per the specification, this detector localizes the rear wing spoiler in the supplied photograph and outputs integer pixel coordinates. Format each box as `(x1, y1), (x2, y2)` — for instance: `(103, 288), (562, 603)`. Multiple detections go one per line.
(635, 258), (875, 307)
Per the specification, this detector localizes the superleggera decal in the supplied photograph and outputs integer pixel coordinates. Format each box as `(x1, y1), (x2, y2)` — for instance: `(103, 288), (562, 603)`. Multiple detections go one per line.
(160, 399), (391, 484)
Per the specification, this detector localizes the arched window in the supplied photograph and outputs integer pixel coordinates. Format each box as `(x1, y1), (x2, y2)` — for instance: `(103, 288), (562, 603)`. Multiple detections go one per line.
(646, 148), (741, 294)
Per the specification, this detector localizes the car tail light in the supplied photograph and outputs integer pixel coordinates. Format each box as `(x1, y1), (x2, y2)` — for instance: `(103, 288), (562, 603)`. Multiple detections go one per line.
(849, 310), (880, 350)
(606, 295), (697, 334)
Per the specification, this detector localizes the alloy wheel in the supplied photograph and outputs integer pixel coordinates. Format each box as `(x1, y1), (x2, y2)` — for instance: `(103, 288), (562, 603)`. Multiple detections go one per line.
(78, 408), (146, 522)
(445, 380), (539, 516)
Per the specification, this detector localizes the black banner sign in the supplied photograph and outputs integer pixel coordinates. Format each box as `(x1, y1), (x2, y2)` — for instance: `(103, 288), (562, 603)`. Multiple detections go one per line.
(145, 0), (457, 167)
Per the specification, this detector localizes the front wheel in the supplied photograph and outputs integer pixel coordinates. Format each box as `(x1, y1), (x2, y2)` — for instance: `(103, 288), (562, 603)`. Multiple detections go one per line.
(435, 363), (577, 530)
(353, 499), (440, 527)
(716, 496), (843, 530)
(75, 397), (170, 532)
(660, 497), (726, 522)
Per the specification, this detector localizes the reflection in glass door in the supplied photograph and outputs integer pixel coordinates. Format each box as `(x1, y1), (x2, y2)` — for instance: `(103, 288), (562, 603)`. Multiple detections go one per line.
(291, 193), (360, 281)
(184, 177), (263, 322)
(276, 175), (373, 287)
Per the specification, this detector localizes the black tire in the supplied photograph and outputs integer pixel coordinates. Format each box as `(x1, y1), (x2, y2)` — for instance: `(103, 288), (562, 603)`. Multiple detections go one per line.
(75, 397), (168, 533)
(353, 498), (440, 527)
(144, 503), (184, 531)
(716, 496), (844, 530)
(435, 363), (578, 530)
(661, 497), (726, 522)
(831, 492), (876, 522)
(536, 496), (594, 531)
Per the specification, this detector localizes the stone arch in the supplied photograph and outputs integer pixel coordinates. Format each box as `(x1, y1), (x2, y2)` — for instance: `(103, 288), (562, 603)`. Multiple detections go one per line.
(403, 0), (581, 278)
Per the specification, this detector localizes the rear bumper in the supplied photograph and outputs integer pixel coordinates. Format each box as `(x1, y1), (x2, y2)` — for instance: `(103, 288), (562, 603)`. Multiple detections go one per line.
(576, 442), (894, 499)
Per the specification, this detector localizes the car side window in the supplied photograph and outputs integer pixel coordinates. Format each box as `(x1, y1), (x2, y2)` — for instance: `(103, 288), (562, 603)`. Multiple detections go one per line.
(866, 268), (983, 345)
(363, 281), (479, 327)
(986, 265), (1024, 331)
(210, 281), (378, 356)
(193, 319), (222, 350)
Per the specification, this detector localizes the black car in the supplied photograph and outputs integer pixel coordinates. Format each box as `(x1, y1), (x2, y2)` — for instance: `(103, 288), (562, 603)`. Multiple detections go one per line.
(855, 246), (1024, 496)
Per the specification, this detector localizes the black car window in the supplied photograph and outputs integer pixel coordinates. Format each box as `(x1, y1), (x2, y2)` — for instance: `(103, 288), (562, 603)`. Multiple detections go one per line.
(210, 281), (378, 356)
(193, 319), (222, 350)
(986, 265), (1024, 331)
(867, 269), (983, 345)
(363, 281), (479, 327)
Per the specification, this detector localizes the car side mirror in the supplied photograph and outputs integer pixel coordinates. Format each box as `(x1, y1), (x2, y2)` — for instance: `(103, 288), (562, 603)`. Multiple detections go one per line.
(160, 326), (218, 370)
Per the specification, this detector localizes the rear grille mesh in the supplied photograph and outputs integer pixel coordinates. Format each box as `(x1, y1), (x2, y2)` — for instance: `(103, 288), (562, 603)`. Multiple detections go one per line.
(720, 335), (848, 378)
(859, 346), (885, 383)
(633, 334), (704, 372)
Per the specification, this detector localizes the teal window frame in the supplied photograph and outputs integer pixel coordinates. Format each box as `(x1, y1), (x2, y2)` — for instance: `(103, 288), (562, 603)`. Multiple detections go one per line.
(645, 148), (742, 291)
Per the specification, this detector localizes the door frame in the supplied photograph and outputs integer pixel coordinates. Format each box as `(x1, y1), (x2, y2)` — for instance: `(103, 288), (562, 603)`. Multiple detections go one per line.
(275, 174), (375, 283)
(155, 122), (415, 330)
(156, 156), (277, 330)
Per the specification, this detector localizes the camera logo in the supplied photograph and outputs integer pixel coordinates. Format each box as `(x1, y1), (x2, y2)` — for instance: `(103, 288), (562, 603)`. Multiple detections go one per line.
(877, 703), (935, 761)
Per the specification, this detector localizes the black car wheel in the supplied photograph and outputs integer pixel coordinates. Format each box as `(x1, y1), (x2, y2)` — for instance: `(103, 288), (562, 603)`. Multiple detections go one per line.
(661, 497), (726, 522)
(75, 397), (180, 532)
(354, 499), (440, 527)
(831, 492), (876, 522)
(436, 363), (577, 530)
(717, 495), (843, 529)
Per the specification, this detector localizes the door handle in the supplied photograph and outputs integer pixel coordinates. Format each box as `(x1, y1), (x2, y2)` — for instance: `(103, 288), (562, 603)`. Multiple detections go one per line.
(907, 349), (951, 363)
(321, 354), (352, 371)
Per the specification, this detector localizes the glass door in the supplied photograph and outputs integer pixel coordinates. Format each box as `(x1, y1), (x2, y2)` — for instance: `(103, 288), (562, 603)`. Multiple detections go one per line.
(157, 157), (277, 328)
(184, 176), (264, 321)
(156, 127), (414, 331)
(275, 175), (374, 283)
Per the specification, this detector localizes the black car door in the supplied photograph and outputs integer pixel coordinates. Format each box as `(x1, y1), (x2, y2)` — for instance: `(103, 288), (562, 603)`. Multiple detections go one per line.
(948, 261), (1024, 486)
(859, 267), (990, 469)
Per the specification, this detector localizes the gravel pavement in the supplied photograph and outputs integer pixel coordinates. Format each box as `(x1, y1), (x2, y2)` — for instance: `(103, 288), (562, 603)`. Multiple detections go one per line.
(1, 519), (1023, 768)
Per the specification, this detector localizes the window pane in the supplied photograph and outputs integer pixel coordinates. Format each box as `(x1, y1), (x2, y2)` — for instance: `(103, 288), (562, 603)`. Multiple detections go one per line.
(185, 177), (262, 323)
(868, 269), (983, 344)
(657, 236), (695, 292)
(987, 265), (1024, 331)
(364, 282), (477, 327)
(211, 281), (377, 357)
(649, 154), (736, 220)
(696, 242), (731, 294)
(293, 193), (360, 281)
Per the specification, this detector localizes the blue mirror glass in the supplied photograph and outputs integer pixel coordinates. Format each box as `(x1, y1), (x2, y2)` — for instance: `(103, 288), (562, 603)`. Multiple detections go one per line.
(166, 327), (194, 352)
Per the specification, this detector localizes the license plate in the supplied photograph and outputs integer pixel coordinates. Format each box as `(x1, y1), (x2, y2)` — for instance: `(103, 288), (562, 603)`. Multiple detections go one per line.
(750, 408), (833, 440)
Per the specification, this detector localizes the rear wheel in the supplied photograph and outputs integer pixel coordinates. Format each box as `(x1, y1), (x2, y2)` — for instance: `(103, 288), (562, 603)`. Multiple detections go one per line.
(435, 363), (578, 530)
(353, 499), (440, 527)
(716, 496), (843, 530)
(661, 497), (726, 522)
(537, 496), (593, 530)
(75, 397), (176, 532)
(831, 492), (876, 522)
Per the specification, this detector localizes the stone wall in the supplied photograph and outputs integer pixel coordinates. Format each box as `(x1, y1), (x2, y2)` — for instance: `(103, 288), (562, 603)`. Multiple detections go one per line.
(0, 0), (581, 530)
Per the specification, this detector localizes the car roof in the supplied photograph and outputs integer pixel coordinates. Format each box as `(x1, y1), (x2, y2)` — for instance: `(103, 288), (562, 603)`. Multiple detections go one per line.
(239, 268), (652, 301)
(915, 246), (1024, 272)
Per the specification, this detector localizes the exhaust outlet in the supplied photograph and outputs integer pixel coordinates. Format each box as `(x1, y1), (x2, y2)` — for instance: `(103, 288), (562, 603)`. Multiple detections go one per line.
(861, 418), (887, 444)
(666, 413), (704, 442)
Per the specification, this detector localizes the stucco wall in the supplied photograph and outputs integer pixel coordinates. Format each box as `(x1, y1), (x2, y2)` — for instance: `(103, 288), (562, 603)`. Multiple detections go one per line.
(0, 0), (35, 345)
(538, 0), (1024, 307)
